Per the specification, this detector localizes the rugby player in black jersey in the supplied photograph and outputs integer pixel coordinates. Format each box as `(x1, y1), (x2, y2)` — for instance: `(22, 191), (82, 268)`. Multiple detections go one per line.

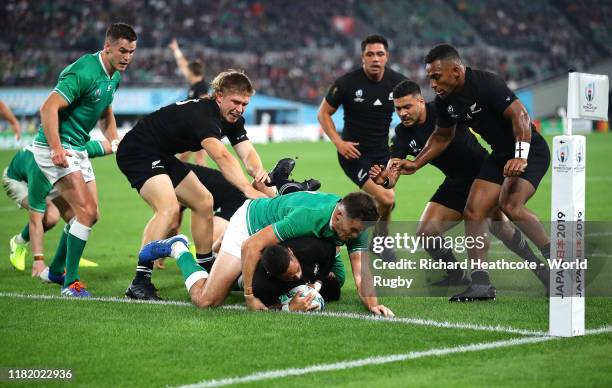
(396, 45), (551, 301)
(252, 237), (343, 311)
(370, 80), (549, 292)
(117, 70), (269, 300)
(317, 35), (407, 257)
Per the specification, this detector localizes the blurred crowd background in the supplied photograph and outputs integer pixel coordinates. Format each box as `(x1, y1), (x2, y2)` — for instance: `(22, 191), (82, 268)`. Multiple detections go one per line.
(1, 0), (611, 104)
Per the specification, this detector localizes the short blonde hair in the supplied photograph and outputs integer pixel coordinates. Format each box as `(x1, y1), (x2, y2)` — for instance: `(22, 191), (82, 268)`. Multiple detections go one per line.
(210, 69), (255, 97)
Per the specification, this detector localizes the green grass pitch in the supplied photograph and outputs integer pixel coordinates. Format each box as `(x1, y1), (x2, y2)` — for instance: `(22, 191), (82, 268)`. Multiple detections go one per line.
(0, 133), (611, 387)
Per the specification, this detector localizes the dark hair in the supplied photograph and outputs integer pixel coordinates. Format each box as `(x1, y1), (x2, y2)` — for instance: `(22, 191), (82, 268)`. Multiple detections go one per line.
(188, 60), (204, 76)
(361, 34), (389, 52)
(424, 44), (461, 64)
(210, 69), (255, 96)
(261, 245), (292, 277)
(341, 192), (379, 222)
(392, 80), (421, 99)
(106, 23), (137, 42)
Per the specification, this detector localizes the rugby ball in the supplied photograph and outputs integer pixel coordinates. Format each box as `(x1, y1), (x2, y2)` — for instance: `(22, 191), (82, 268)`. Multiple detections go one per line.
(279, 284), (325, 311)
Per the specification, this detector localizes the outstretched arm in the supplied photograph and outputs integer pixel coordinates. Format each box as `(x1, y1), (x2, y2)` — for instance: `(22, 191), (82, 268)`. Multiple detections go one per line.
(411, 125), (455, 171)
(202, 137), (266, 199)
(241, 226), (280, 311)
(349, 250), (394, 317)
(169, 38), (194, 83)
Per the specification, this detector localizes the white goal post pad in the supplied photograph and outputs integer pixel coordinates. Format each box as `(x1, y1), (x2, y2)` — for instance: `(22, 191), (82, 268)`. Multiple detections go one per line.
(549, 135), (586, 337)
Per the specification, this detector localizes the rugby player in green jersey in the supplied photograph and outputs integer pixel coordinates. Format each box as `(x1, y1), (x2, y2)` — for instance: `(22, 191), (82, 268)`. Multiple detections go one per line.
(32, 23), (137, 297)
(4, 140), (112, 277)
(138, 191), (395, 316)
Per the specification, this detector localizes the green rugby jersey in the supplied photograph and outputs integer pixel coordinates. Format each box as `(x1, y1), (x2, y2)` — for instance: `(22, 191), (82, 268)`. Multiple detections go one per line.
(6, 147), (53, 213)
(246, 191), (368, 253)
(35, 52), (121, 151)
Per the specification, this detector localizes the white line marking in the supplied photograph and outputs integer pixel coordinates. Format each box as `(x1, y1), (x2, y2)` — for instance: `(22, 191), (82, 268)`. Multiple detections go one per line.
(177, 327), (612, 388)
(0, 206), (19, 212)
(0, 292), (546, 336)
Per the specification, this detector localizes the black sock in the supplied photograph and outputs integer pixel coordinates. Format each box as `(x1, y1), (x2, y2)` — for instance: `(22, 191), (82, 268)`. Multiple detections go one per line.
(429, 246), (464, 280)
(134, 260), (153, 284)
(506, 227), (543, 265)
(470, 270), (491, 285)
(276, 179), (301, 195)
(196, 252), (215, 273)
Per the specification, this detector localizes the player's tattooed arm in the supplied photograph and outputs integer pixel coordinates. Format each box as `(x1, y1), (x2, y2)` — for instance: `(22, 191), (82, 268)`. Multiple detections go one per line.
(503, 100), (531, 177)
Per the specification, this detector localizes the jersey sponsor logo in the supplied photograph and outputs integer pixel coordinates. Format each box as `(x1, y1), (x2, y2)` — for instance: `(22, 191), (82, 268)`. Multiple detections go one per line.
(151, 160), (164, 169)
(357, 168), (368, 182)
(354, 89), (364, 103)
(373, 99), (382, 106)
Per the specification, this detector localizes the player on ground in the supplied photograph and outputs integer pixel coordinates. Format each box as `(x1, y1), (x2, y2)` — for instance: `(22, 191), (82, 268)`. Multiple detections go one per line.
(32, 23), (136, 297)
(0, 100), (22, 140)
(253, 238), (343, 310)
(168, 38), (209, 166)
(137, 191), (393, 316)
(117, 70), (269, 300)
(403, 44), (551, 301)
(317, 35), (407, 254)
(370, 80), (549, 289)
(4, 140), (111, 275)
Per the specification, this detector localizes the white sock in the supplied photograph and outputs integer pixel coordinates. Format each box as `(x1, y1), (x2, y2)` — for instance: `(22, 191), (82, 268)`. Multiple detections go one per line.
(185, 271), (208, 292)
(171, 241), (189, 258)
(14, 234), (26, 244)
(68, 221), (91, 241)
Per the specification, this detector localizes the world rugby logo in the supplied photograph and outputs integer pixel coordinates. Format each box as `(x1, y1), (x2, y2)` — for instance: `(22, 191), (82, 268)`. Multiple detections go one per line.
(585, 82), (594, 102)
(576, 143), (584, 163)
(557, 144), (569, 163)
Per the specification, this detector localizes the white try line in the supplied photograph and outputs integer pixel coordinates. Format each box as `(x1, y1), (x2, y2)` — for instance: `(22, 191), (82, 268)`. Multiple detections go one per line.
(0, 292), (546, 336)
(177, 326), (612, 388)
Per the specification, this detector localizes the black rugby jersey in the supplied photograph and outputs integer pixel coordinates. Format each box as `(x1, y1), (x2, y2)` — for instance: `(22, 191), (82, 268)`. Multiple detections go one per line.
(435, 67), (540, 155)
(325, 67), (407, 154)
(188, 79), (208, 98)
(391, 102), (487, 179)
(130, 98), (248, 155)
